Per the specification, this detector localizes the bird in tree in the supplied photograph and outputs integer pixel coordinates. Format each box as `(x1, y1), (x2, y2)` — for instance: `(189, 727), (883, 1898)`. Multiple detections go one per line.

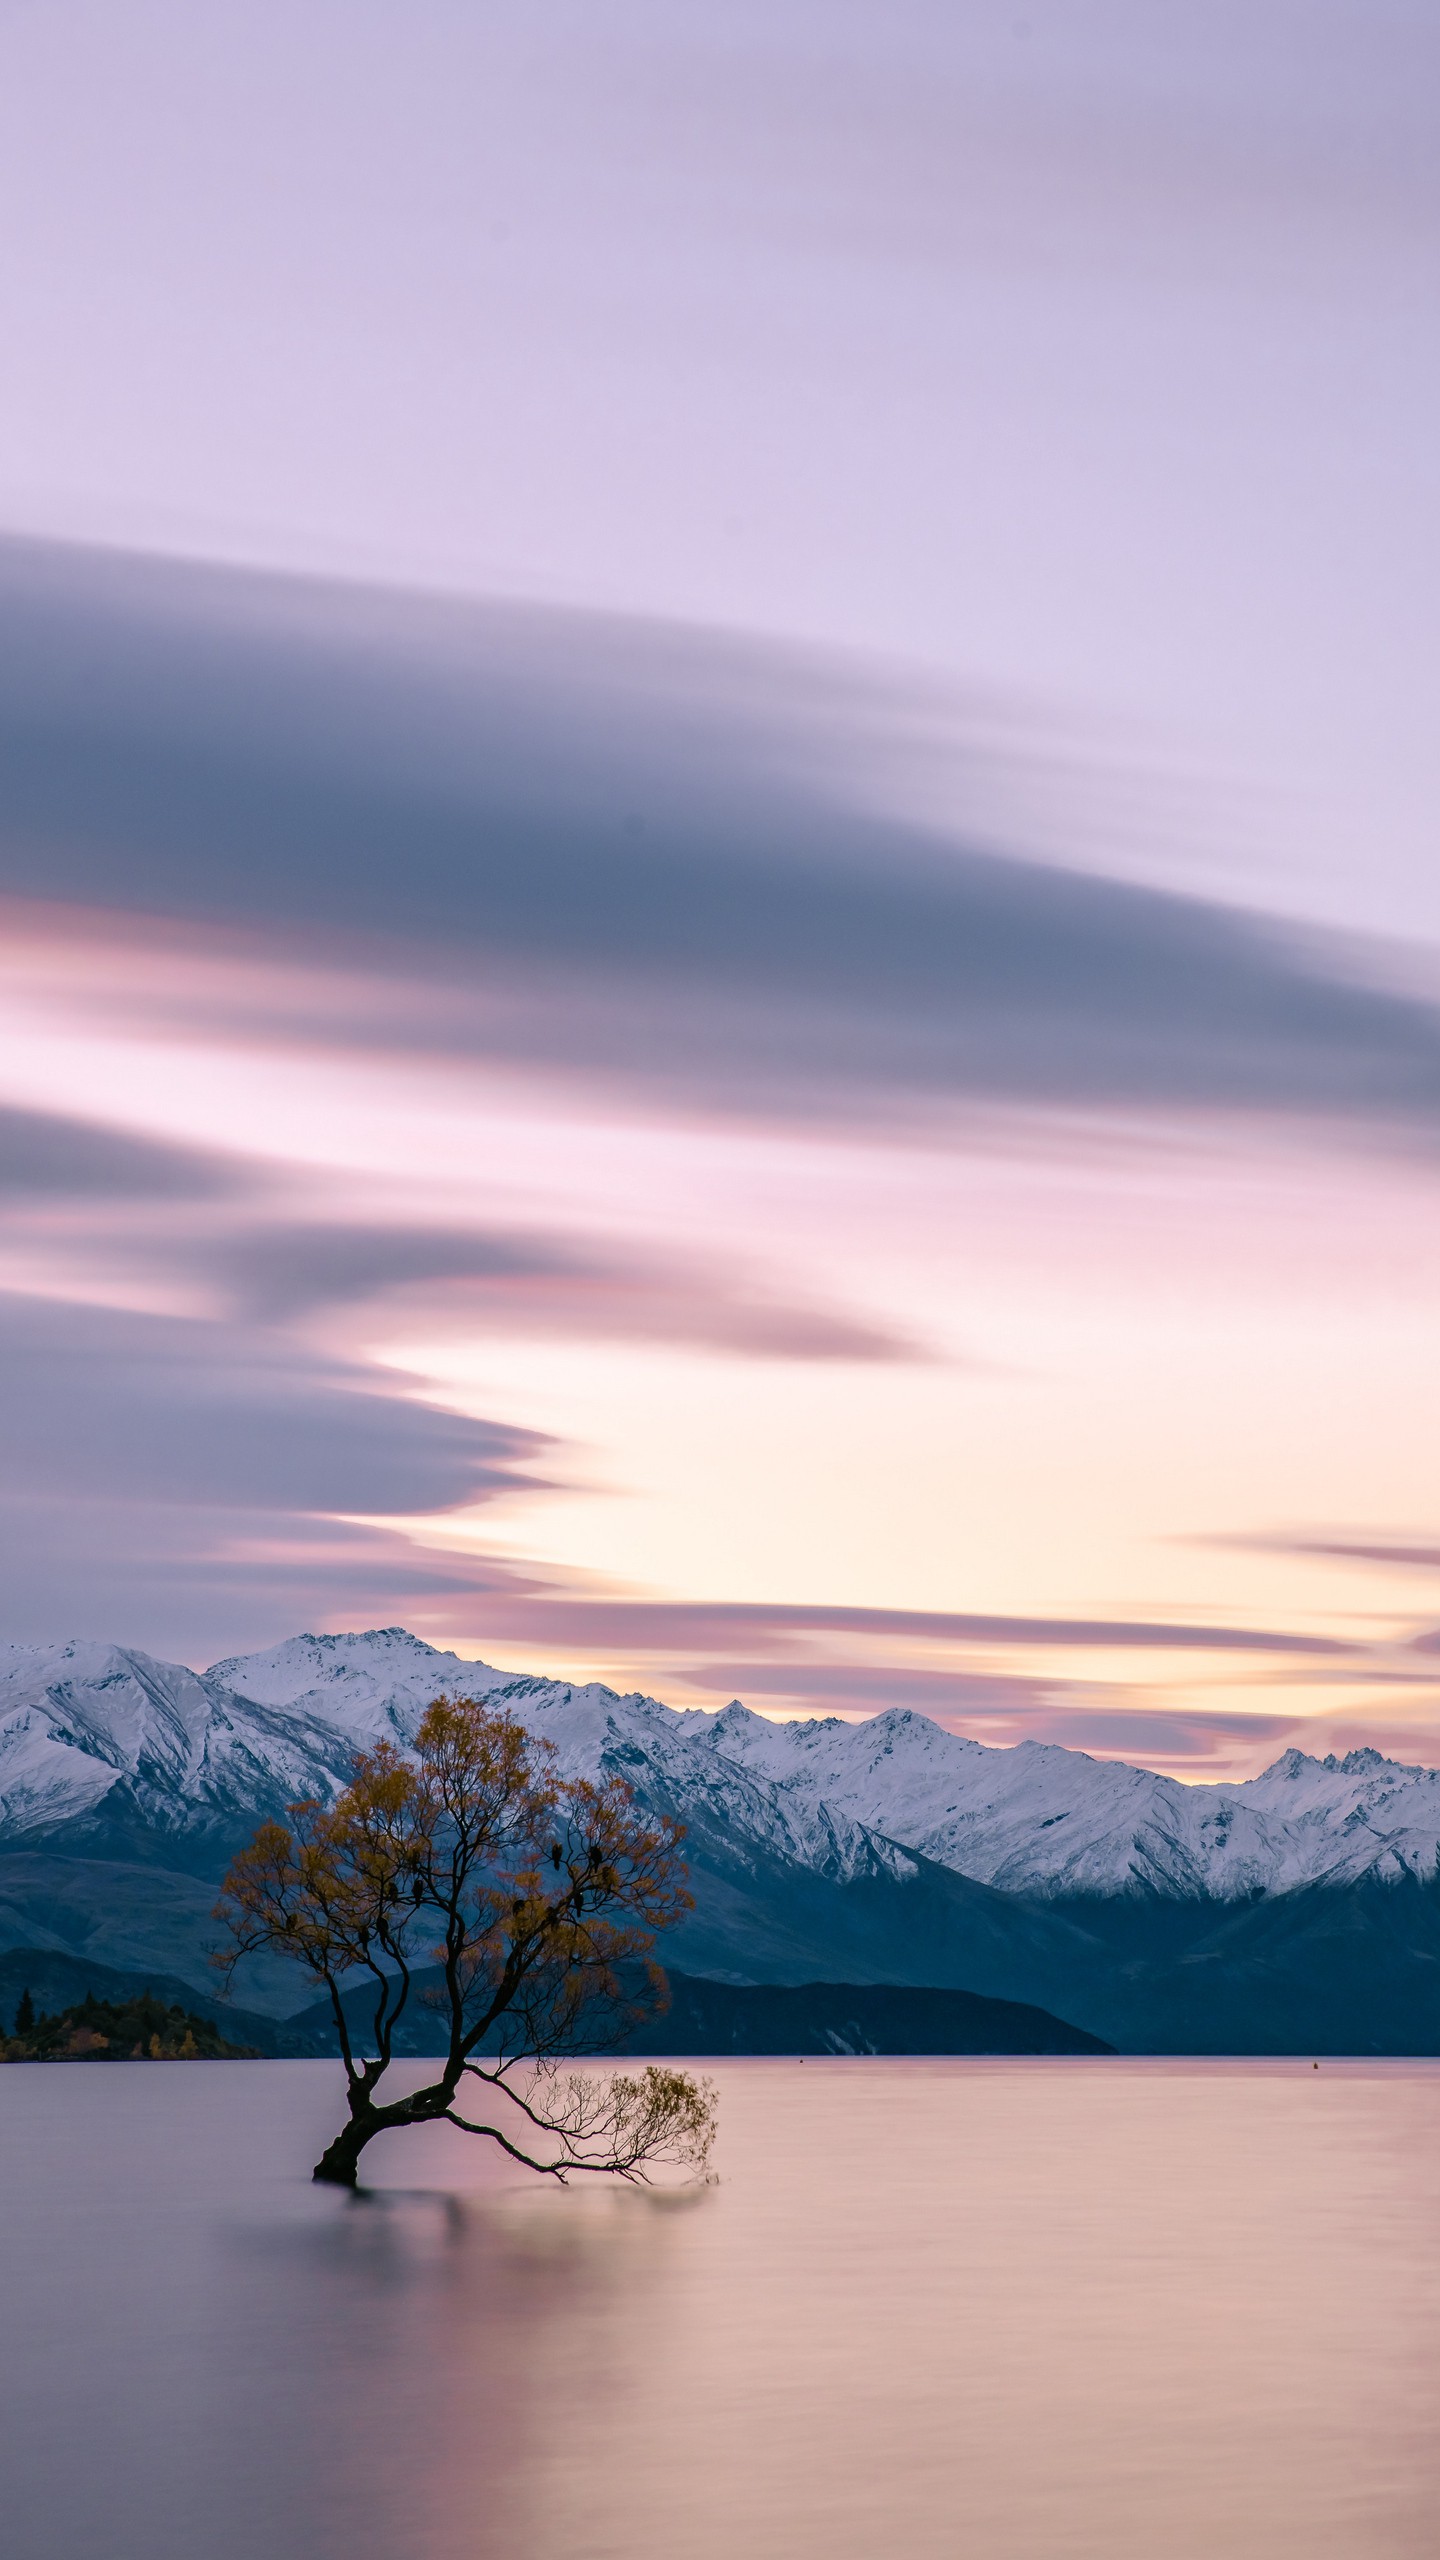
(214, 1695), (717, 2188)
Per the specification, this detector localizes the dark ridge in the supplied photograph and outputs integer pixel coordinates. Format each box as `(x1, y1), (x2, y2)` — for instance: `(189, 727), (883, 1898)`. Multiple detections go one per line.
(282, 1965), (1113, 2058)
(615, 1975), (1115, 2057)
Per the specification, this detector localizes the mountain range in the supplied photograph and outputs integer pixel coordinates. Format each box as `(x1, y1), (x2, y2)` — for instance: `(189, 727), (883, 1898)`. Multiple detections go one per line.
(4, 1626), (1440, 2053)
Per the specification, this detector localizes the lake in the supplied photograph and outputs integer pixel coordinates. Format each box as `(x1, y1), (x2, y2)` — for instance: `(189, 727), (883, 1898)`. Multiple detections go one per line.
(3, 2057), (1438, 2558)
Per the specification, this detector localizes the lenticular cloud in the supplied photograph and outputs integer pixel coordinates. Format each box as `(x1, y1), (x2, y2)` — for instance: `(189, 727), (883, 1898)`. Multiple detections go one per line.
(4, 535), (1440, 1139)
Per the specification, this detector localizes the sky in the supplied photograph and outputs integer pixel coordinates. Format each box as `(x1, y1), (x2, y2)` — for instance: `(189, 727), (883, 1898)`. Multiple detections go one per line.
(1, 0), (1438, 1775)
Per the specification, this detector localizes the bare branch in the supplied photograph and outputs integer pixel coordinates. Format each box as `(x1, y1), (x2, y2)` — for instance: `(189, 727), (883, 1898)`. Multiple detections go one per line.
(446, 2063), (718, 2181)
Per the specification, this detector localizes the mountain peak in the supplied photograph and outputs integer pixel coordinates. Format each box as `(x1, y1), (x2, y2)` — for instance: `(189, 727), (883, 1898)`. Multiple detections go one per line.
(204, 1627), (504, 1736)
(1259, 1743), (1411, 1784)
(1260, 1747), (1322, 1781)
(208, 1625), (462, 1678)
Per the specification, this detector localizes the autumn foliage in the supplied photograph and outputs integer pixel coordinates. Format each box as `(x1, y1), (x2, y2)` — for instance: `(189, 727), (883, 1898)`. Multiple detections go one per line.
(215, 1696), (717, 2186)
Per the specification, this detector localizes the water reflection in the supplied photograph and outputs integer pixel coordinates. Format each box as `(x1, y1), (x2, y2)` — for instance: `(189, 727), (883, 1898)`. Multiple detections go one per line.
(2, 2058), (1438, 2558)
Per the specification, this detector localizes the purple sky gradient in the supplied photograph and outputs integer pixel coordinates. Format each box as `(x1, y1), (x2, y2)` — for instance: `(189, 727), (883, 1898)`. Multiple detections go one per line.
(0, 3), (1438, 1772)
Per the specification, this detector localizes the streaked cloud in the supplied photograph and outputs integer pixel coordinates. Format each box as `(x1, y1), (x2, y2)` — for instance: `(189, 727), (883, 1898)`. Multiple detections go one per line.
(0, 1283), (557, 1655)
(5, 538), (1440, 1139)
(1, 1158), (925, 1361)
(0, 538), (1432, 1753)
(162, 1218), (924, 1361)
(0, 1103), (248, 1200)
(1226, 1531), (1440, 1575)
(0, 1292), (546, 1515)
(0, 1503), (524, 1660)
(420, 1591), (1348, 1657)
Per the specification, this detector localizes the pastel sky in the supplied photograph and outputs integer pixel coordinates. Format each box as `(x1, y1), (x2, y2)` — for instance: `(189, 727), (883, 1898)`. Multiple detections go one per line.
(2, 0), (1438, 1773)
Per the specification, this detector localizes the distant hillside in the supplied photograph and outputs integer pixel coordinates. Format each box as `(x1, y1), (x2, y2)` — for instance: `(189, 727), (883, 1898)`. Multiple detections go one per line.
(0, 1947), (1110, 2058)
(618, 1976), (1114, 2057)
(286, 1966), (1113, 2058)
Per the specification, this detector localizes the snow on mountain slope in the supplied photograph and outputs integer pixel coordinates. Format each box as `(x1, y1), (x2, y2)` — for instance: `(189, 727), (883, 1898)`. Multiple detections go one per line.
(0, 1637), (414, 1841)
(207, 1628), (507, 1740)
(200, 1632), (1440, 1897)
(5, 1626), (1440, 1900)
(689, 1701), (1440, 1896)
(209, 1637), (901, 1883)
(0, 1641), (238, 1837)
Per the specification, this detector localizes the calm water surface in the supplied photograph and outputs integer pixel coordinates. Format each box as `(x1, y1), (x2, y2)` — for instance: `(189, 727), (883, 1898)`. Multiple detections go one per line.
(3, 2057), (1438, 2558)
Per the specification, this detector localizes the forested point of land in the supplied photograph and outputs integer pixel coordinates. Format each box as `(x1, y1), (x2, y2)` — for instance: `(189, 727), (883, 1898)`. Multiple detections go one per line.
(2, 1987), (260, 2061)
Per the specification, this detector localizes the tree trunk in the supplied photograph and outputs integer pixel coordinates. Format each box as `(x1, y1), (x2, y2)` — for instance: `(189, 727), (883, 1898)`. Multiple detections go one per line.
(313, 2105), (387, 2186)
(312, 2075), (456, 2184)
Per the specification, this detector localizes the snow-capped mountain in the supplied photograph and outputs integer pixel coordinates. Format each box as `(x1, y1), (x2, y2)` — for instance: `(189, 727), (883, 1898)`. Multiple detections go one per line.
(0, 1636), (429, 1846)
(4, 1625), (1440, 1903)
(688, 1705), (1440, 1898)
(210, 1634), (912, 1885)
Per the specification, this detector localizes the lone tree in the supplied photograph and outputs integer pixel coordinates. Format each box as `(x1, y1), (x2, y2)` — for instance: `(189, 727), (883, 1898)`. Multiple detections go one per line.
(215, 1696), (717, 2187)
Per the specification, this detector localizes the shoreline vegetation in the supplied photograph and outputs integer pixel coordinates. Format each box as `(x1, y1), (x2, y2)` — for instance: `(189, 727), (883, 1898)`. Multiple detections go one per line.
(2, 1987), (260, 2062)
